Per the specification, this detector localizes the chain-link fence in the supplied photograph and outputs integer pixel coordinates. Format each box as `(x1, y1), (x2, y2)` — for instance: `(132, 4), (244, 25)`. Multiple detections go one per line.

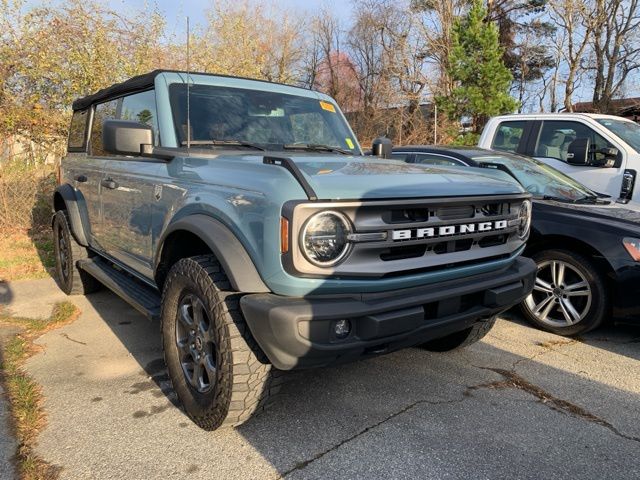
(0, 163), (56, 233)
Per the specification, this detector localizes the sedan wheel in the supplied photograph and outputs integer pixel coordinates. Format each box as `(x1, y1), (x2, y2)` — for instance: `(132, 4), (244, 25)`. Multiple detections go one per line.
(526, 260), (592, 328)
(520, 250), (607, 336)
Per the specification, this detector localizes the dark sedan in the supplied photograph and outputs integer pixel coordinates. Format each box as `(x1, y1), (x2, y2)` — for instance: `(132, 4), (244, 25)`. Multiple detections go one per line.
(391, 146), (640, 335)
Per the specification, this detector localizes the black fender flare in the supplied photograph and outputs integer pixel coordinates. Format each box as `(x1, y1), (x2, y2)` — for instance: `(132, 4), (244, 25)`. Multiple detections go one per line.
(156, 214), (269, 293)
(53, 184), (91, 246)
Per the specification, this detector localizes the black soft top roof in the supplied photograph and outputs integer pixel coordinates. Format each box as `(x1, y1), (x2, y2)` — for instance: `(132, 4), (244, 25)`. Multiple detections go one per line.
(72, 69), (314, 111)
(72, 70), (162, 111)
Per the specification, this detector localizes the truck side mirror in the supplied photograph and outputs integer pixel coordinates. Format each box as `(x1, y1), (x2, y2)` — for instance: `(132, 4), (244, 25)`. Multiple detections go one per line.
(593, 147), (619, 168)
(566, 138), (590, 166)
(372, 137), (393, 159)
(103, 119), (154, 156)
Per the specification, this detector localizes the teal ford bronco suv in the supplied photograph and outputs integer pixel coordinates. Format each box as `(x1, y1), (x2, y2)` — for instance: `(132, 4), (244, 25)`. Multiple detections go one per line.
(53, 70), (536, 430)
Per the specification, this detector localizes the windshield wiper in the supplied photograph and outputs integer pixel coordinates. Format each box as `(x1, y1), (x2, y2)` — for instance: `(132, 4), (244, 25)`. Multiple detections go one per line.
(541, 195), (604, 204)
(283, 143), (352, 155)
(180, 139), (266, 151)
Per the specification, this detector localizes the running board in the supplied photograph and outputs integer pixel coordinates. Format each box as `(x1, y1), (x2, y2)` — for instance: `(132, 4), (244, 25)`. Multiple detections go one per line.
(77, 258), (161, 321)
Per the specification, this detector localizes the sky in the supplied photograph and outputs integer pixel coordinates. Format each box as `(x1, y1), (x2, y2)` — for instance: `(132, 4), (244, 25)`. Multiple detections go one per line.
(106, 0), (350, 37)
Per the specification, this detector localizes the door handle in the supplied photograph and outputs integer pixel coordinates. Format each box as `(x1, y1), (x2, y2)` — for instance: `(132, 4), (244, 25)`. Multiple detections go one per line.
(101, 178), (119, 190)
(75, 174), (88, 183)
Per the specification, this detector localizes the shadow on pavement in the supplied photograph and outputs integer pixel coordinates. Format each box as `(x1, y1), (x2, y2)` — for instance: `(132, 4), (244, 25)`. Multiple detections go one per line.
(78, 289), (640, 479)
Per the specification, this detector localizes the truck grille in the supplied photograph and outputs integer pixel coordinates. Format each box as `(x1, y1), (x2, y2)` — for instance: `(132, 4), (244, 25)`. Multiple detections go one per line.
(284, 195), (529, 278)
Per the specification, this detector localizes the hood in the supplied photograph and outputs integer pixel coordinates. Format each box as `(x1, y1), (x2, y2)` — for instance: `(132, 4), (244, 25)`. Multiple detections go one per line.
(289, 155), (525, 199)
(535, 199), (640, 232)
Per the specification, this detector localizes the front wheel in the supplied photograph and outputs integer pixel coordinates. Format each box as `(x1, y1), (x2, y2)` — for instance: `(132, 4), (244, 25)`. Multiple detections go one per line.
(520, 250), (607, 336)
(418, 316), (497, 352)
(161, 255), (279, 430)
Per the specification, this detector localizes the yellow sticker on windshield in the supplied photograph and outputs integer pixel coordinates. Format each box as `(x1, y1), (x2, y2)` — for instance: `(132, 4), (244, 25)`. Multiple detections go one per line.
(319, 101), (336, 112)
(345, 138), (355, 149)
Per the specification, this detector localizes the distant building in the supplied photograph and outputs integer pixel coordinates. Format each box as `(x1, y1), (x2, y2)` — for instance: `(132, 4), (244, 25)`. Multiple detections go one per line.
(572, 97), (640, 122)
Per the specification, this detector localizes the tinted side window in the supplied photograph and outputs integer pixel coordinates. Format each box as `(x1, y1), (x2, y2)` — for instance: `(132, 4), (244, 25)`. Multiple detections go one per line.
(414, 154), (464, 166)
(491, 121), (526, 152)
(120, 90), (159, 145)
(89, 90), (158, 156)
(68, 109), (89, 151)
(90, 99), (118, 156)
(391, 153), (411, 161)
(535, 120), (615, 163)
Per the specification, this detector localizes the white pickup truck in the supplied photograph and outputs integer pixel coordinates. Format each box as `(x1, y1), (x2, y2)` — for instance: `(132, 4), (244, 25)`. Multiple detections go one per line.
(478, 113), (640, 207)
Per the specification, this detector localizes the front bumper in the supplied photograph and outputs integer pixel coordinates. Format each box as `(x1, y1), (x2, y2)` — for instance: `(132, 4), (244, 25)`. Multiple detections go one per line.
(240, 256), (536, 370)
(611, 261), (640, 321)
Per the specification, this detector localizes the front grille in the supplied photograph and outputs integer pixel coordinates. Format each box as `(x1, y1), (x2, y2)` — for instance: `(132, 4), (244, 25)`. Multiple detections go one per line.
(285, 195), (529, 278)
(436, 205), (474, 220)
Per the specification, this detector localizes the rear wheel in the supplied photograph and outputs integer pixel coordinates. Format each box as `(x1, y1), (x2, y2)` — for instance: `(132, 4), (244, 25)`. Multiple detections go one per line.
(520, 249), (607, 336)
(52, 210), (100, 295)
(418, 316), (497, 352)
(161, 255), (279, 430)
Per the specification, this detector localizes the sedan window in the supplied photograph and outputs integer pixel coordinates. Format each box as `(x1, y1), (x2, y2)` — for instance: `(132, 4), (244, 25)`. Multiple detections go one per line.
(414, 153), (465, 166)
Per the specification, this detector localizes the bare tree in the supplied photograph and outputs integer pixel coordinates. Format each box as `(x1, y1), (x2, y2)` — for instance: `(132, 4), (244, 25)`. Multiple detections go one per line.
(548, 0), (594, 111)
(590, 0), (640, 113)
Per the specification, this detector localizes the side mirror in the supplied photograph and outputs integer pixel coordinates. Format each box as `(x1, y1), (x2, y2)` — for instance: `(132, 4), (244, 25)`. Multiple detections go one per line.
(566, 138), (590, 165)
(103, 119), (153, 156)
(372, 137), (393, 159)
(592, 147), (619, 168)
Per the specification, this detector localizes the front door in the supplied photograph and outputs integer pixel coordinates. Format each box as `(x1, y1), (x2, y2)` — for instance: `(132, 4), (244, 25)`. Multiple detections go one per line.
(87, 90), (160, 278)
(531, 120), (625, 199)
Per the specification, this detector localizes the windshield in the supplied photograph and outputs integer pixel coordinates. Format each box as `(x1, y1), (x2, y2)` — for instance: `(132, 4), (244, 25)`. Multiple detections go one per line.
(597, 118), (640, 153)
(168, 84), (360, 154)
(471, 153), (598, 202)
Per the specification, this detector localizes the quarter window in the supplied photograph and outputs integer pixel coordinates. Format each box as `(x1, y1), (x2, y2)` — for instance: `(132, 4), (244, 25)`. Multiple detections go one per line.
(89, 90), (158, 156)
(491, 121), (525, 152)
(68, 109), (89, 151)
(535, 121), (616, 164)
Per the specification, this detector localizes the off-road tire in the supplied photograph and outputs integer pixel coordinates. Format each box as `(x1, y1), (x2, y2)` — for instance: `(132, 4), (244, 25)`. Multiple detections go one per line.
(161, 255), (280, 431)
(52, 210), (100, 295)
(418, 316), (497, 352)
(519, 249), (607, 336)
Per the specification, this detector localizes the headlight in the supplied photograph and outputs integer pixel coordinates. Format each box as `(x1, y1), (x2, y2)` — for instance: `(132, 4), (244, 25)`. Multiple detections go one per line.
(517, 200), (532, 239)
(623, 237), (640, 261)
(301, 211), (352, 267)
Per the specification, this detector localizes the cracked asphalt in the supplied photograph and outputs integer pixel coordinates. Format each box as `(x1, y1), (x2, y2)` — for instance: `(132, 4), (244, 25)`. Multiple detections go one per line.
(2, 278), (640, 480)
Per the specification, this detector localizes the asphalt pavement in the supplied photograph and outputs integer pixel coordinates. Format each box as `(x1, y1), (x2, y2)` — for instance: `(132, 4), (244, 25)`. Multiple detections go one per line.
(1, 278), (639, 480)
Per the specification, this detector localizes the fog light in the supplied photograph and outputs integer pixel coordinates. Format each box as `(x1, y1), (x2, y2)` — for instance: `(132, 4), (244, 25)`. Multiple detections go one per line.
(334, 319), (351, 338)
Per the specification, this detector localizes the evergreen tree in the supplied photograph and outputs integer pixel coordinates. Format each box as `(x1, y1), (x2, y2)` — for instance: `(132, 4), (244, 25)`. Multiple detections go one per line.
(437, 0), (517, 139)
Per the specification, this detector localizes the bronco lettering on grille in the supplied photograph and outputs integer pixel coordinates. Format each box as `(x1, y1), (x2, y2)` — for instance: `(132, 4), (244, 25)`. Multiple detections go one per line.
(391, 220), (508, 241)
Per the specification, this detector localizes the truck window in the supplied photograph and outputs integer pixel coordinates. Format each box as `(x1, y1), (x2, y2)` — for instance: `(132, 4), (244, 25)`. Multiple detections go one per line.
(68, 109), (89, 151)
(535, 120), (615, 164)
(89, 90), (158, 156)
(491, 121), (525, 152)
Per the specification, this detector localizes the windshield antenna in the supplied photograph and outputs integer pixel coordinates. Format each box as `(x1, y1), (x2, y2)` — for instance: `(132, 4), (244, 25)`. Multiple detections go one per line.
(186, 16), (191, 151)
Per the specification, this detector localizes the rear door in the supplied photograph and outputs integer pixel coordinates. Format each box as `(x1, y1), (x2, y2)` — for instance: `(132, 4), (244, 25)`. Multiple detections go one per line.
(63, 108), (104, 247)
(486, 120), (532, 155)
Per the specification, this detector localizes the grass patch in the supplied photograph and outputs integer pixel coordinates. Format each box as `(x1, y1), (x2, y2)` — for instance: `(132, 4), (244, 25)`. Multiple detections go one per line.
(0, 301), (80, 480)
(0, 229), (55, 282)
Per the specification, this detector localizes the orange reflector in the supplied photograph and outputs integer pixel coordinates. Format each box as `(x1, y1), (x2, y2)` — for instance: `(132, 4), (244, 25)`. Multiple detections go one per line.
(280, 217), (289, 253)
